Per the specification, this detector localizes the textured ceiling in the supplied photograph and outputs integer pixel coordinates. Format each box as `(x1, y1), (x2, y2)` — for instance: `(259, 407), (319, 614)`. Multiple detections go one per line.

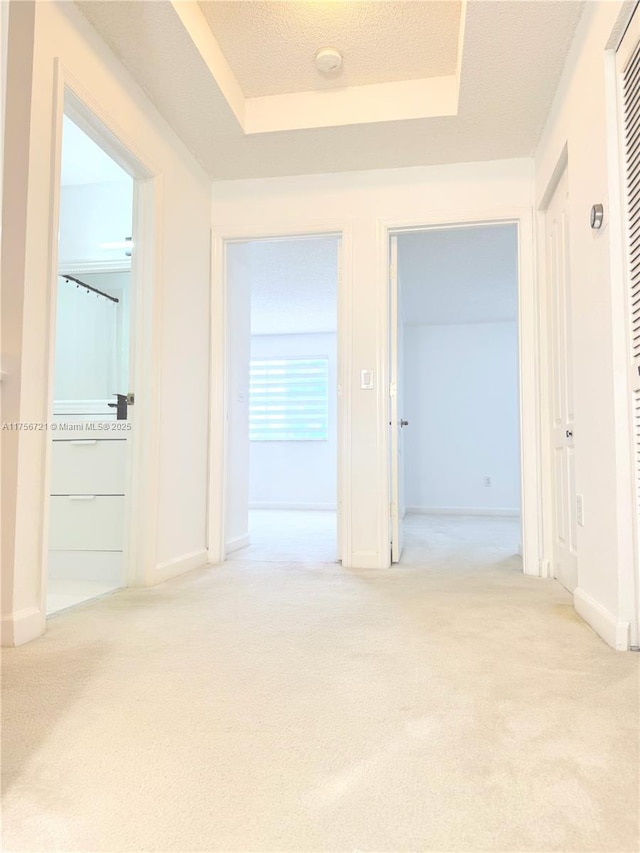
(199, 1), (461, 97)
(77, 0), (585, 180)
(398, 224), (518, 326)
(61, 116), (131, 186)
(228, 237), (338, 336)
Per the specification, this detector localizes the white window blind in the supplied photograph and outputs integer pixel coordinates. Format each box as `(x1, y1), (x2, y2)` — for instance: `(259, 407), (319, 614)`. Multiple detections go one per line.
(249, 357), (329, 441)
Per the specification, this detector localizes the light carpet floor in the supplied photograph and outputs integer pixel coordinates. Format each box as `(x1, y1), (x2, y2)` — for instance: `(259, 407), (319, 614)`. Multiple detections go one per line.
(2, 517), (639, 852)
(229, 509), (338, 563)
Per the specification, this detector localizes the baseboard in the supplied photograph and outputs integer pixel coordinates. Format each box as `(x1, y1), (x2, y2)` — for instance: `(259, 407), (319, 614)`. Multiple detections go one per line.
(153, 549), (209, 584)
(346, 550), (388, 570)
(249, 503), (337, 511)
(573, 588), (630, 651)
(539, 557), (552, 578)
(1, 606), (45, 647)
(225, 534), (250, 555)
(406, 506), (521, 518)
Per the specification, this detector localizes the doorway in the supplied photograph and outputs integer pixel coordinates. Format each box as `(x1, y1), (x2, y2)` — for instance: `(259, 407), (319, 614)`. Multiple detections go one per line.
(46, 114), (135, 614)
(223, 235), (341, 563)
(390, 223), (522, 566)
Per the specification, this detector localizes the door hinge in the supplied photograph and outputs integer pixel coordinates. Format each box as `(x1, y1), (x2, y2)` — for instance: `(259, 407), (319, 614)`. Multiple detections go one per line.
(389, 382), (397, 397)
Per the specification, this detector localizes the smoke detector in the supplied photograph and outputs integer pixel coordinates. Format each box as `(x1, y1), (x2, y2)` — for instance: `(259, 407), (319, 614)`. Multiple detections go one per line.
(315, 47), (343, 75)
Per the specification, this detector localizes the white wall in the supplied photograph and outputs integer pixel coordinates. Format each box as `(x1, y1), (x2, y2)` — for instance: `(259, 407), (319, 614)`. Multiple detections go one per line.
(53, 271), (129, 405)
(55, 177), (133, 406)
(1, 1), (211, 645)
(211, 158), (537, 570)
(250, 333), (337, 509)
(53, 282), (118, 402)
(535, 1), (637, 648)
(404, 322), (520, 513)
(58, 180), (133, 264)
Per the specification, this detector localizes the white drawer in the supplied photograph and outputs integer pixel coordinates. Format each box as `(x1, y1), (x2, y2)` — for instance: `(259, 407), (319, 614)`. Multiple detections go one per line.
(48, 550), (123, 585)
(51, 439), (127, 495)
(49, 496), (124, 551)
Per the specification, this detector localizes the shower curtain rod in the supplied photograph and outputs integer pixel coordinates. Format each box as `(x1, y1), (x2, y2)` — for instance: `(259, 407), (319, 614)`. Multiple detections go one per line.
(60, 273), (119, 304)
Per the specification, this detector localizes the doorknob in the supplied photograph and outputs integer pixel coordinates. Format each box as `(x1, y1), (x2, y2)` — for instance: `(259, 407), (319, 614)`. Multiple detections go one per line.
(400, 419), (409, 427)
(108, 393), (128, 420)
(565, 429), (573, 438)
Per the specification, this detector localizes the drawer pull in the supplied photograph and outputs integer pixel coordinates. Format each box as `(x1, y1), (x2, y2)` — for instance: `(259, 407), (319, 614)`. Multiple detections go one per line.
(69, 440), (98, 446)
(68, 495), (96, 500)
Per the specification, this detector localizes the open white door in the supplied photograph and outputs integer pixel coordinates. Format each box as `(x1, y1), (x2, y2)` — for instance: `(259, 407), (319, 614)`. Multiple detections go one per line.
(390, 235), (406, 563)
(46, 113), (135, 616)
(546, 168), (578, 592)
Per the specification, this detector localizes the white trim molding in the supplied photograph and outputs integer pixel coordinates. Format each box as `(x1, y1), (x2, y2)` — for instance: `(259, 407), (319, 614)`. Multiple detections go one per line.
(349, 550), (382, 570)
(152, 549), (209, 584)
(208, 222), (352, 567)
(379, 206), (541, 576)
(225, 534), (250, 555)
(1, 607), (44, 647)
(574, 588), (630, 651)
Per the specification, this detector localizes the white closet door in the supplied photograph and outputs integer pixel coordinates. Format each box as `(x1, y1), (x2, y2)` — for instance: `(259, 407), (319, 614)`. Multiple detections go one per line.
(617, 8), (640, 637)
(546, 168), (578, 592)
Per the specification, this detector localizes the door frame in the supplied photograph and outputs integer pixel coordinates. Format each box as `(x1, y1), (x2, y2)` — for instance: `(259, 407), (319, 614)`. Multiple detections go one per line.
(41, 62), (162, 612)
(379, 207), (541, 575)
(208, 223), (352, 565)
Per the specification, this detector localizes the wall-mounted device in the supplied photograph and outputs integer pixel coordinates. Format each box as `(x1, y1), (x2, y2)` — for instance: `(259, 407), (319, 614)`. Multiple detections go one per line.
(590, 203), (604, 230)
(360, 369), (374, 390)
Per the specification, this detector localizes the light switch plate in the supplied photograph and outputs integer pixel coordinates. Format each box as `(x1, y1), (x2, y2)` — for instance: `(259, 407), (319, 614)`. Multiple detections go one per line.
(361, 369), (374, 390)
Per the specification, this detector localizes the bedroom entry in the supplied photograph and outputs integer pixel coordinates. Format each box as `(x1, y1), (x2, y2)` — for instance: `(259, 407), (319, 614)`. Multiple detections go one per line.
(224, 235), (341, 563)
(46, 112), (135, 614)
(389, 224), (522, 566)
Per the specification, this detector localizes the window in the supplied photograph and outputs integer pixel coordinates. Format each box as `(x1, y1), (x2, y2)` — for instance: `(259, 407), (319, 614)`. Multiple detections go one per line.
(249, 357), (329, 441)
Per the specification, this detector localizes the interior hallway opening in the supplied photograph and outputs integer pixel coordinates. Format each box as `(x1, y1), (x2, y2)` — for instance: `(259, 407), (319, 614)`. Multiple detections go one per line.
(392, 224), (522, 567)
(225, 235), (340, 565)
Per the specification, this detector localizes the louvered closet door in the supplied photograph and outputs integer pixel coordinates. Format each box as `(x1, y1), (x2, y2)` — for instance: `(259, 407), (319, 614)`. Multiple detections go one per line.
(618, 8), (640, 586)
